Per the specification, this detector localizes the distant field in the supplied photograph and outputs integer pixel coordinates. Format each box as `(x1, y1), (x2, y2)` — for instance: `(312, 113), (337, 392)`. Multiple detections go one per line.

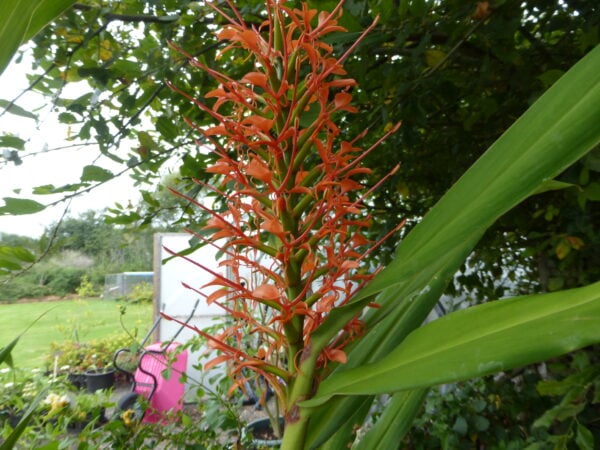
(0, 298), (153, 369)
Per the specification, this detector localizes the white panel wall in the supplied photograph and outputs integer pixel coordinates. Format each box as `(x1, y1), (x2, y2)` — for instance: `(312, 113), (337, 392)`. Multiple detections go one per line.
(153, 233), (227, 399)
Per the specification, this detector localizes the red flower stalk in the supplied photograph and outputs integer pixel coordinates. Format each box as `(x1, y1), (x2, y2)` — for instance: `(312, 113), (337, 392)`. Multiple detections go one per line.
(166, 0), (402, 421)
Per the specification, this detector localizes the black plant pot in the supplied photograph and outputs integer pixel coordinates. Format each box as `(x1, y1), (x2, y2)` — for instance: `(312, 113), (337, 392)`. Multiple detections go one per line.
(68, 372), (87, 389)
(0, 408), (21, 428)
(244, 417), (284, 448)
(85, 369), (115, 392)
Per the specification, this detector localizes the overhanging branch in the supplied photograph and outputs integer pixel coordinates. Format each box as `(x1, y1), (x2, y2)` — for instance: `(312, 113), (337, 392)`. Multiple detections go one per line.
(72, 3), (180, 24)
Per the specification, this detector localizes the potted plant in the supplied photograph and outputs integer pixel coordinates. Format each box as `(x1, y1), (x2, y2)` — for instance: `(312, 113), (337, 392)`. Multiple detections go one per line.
(159, 2), (600, 449)
(48, 333), (137, 389)
(84, 363), (115, 393)
(66, 391), (110, 431)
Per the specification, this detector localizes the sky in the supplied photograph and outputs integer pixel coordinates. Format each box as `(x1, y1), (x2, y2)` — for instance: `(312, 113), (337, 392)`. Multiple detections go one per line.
(0, 53), (140, 238)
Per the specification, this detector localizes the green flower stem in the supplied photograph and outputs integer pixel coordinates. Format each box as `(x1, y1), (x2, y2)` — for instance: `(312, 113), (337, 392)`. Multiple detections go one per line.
(281, 349), (319, 450)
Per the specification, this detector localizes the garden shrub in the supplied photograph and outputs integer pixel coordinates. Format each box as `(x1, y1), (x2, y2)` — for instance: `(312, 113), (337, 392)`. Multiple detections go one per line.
(76, 275), (100, 298)
(403, 348), (600, 449)
(44, 266), (85, 296)
(0, 263), (86, 301)
(46, 333), (138, 374)
(0, 276), (49, 302)
(0, 367), (112, 448)
(404, 370), (553, 449)
(126, 282), (153, 304)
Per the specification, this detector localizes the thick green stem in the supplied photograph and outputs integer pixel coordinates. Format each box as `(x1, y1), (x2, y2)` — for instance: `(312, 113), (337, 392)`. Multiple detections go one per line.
(280, 348), (319, 450)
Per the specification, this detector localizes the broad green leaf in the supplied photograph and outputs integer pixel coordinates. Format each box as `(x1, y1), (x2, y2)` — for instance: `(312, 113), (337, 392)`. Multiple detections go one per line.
(452, 416), (468, 436)
(0, 0), (76, 75)
(0, 100), (37, 120)
(306, 35), (600, 450)
(351, 44), (600, 307)
(57, 112), (78, 124)
(305, 281), (600, 405)
(81, 164), (114, 182)
(315, 400), (371, 450)
(0, 197), (45, 215)
(312, 45), (600, 372)
(533, 402), (585, 429)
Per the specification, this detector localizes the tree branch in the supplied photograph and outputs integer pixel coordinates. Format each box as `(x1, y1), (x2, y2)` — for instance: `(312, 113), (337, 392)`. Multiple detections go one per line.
(72, 3), (180, 24)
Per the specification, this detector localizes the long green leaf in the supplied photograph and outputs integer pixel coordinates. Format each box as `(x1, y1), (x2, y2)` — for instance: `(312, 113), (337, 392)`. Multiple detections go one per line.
(0, 336), (18, 367)
(307, 43), (600, 446)
(353, 389), (428, 450)
(0, 0), (76, 75)
(305, 281), (600, 404)
(356, 45), (600, 307)
(313, 44), (600, 358)
(0, 308), (57, 368)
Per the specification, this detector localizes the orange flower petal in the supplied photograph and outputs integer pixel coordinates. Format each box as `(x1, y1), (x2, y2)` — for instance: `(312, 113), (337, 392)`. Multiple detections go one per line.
(246, 157), (272, 182)
(252, 284), (280, 301)
(241, 72), (269, 89)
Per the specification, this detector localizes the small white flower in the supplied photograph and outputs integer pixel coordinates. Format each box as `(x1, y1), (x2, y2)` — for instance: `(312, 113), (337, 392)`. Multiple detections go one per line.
(44, 393), (69, 411)
(0, 368), (10, 374)
(4, 382), (14, 389)
(59, 365), (71, 371)
(30, 368), (41, 374)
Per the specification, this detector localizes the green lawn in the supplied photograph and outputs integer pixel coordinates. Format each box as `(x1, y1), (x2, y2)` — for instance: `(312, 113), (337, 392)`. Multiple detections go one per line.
(0, 298), (153, 369)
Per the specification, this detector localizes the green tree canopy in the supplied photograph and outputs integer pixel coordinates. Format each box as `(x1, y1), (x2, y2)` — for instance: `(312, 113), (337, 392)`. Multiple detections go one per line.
(0, 0), (598, 294)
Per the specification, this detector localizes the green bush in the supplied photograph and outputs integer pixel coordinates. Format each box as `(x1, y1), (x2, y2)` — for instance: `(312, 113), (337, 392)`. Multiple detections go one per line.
(0, 263), (86, 301)
(76, 275), (100, 298)
(45, 266), (85, 296)
(404, 371), (553, 449)
(126, 282), (153, 304)
(0, 276), (50, 302)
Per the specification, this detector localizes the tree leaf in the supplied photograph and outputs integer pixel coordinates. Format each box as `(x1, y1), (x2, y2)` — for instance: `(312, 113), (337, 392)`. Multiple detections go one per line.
(452, 416), (468, 435)
(0, 99), (37, 120)
(576, 423), (595, 450)
(80, 164), (114, 182)
(0, 135), (26, 150)
(137, 131), (158, 151)
(0, 197), (45, 215)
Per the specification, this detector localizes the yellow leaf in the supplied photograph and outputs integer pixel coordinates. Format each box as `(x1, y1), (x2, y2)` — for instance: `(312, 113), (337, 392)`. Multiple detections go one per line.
(99, 48), (112, 61)
(425, 49), (446, 68)
(555, 239), (571, 260)
(566, 236), (584, 250)
(66, 35), (83, 44)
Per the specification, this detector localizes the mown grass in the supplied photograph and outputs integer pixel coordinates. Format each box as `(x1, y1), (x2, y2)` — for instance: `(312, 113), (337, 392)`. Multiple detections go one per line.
(0, 298), (153, 369)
